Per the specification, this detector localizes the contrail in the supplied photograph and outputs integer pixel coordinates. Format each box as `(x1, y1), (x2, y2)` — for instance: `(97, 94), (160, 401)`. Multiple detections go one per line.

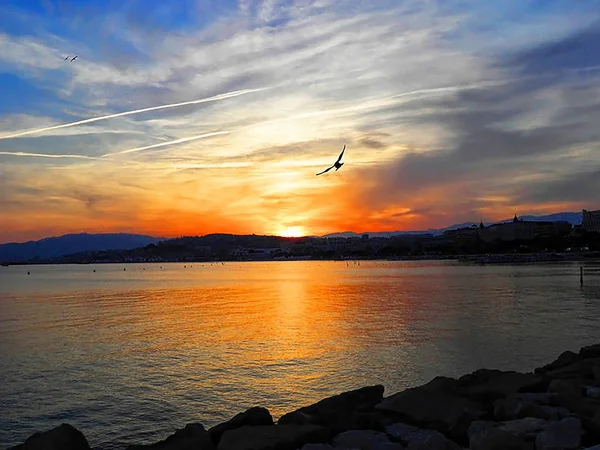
(0, 87), (268, 141)
(0, 151), (99, 159)
(102, 131), (230, 157)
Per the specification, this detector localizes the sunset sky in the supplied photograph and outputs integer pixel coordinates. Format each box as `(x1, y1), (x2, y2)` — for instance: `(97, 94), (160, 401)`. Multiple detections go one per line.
(1, 0), (600, 242)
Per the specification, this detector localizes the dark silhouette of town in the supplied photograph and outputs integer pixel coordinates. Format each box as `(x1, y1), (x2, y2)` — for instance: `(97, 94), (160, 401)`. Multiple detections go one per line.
(17, 209), (600, 265)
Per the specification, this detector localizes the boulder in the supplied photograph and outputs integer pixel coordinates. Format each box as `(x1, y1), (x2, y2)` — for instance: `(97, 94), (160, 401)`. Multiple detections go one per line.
(8, 424), (91, 450)
(332, 430), (392, 450)
(587, 386), (600, 399)
(594, 366), (600, 382)
(543, 359), (600, 380)
(535, 352), (581, 374)
(494, 395), (569, 421)
(126, 423), (214, 450)
(548, 379), (585, 398)
(535, 417), (581, 450)
(467, 420), (538, 450)
(470, 428), (534, 450)
(376, 377), (485, 443)
(209, 407), (273, 443)
(278, 385), (385, 434)
(217, 425), (328, 450)
(385, 423), (461, 450)
(580, 344), (600, 359)
(456, 370), (546, 402)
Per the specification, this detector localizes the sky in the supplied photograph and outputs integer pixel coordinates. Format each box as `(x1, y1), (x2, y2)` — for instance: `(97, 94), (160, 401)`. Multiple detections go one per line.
(1, 0), (600, 242)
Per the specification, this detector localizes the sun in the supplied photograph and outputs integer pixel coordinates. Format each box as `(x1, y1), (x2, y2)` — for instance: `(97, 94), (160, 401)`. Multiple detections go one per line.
(279, 226), (306, 238)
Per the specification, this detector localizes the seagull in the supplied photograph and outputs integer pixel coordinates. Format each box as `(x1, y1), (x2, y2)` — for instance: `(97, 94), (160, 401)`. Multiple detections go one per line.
(316, 144), (346, 176)
(70, 56), (78, 62)
(64, 56), (70, 61)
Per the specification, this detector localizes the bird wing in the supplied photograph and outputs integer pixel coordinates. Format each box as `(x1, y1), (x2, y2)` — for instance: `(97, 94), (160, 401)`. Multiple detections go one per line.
(71, 56), (77, 61)
(316, 165), (334, 176)
(336, 144), (346, 163)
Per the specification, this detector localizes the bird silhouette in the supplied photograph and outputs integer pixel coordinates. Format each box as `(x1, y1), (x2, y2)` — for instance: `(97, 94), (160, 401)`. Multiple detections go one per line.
(64, 56), (70, 61)
(70, 56), (78, 62)
(316, 144), (346, 176)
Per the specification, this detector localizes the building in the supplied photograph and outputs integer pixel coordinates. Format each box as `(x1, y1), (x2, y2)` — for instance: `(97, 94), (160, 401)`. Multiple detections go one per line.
(582, 209), (600, 233)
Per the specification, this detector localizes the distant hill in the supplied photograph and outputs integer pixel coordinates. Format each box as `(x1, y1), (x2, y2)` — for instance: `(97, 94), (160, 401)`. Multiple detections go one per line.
(322, 212), (583, 238)
(0, 233), (163, 263)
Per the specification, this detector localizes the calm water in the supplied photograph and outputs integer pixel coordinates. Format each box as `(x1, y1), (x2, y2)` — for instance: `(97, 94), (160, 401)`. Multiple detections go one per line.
(1, 260), (600, 449)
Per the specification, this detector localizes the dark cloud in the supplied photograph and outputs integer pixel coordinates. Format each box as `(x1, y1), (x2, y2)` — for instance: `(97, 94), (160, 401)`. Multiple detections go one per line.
(357, 23), (600, 214)
(360, 137), (387, 149)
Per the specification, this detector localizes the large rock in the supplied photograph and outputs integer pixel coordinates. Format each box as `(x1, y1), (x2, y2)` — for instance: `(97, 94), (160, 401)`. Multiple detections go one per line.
(467, 420), (539, 450)
(278, 385), (386, 434)
(126, 423), (214, 450)
(8, 424), (91, 450)
(580, 344), (600, 359)
(494, 395), (569, 421)
(535, 352), (582, 374)
(332, 430), (392, 449)
(535, 417), (581, 450)
(209, 407), (274, 443)
(217, 425), (328, 450)
(543, 358), (600, 380)
(385, 423), (461, 450)
(376, 377), (485, 443)
(456, 369), (546, 402)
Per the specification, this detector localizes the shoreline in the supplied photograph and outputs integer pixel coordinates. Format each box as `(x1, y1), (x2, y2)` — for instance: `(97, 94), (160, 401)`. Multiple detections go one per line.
(3, 252), (600, 266)
(10, 343), (600, 450)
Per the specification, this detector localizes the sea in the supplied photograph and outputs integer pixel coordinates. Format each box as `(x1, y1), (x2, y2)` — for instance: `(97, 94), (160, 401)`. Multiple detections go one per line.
(1, 260), (599, 449)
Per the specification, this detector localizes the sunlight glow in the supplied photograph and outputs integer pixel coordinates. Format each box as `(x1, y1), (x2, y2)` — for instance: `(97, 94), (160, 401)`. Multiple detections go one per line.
(279, 226), (306, 238)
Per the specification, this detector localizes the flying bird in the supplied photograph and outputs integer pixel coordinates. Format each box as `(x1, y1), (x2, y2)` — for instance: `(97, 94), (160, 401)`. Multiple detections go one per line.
(70, 56), (78, 62)
(64, 56), (70, 61)
(316, 144), (346, 176)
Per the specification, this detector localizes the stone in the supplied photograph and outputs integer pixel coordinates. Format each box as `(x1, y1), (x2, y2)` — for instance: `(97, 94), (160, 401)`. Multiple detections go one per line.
(581, 446), (600, 450)
(535, 417), (581, 450)
(384, 423), (460, 450)
(535, 352), (581, 374)
(8, 424), (91, 450)
(586, 386), (600, 399)
(376, 377), (485, 443)
(496, 417), (546, 438)
(332, 430), (391, 449)
(470, 429), (534, 450)
(126, 423), (214, 450)
(580, 344), (600, 359)
(278, 386), (386, 435)
(544, 358), (600, 380)
(457, 369), (546, 402)
(209, 407), (274, 444)
(494, 395), (569, 421)
(300, 445), (335, 450)
(217, 425), (329, 450)
(594, 366), (600, 382)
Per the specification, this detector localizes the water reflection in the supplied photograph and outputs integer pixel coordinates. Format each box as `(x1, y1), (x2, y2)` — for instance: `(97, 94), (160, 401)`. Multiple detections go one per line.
(0, 261), (599, 449)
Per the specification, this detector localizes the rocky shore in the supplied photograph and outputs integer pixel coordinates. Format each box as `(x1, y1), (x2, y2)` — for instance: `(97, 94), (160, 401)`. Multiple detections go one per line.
(9, 343), (600, 450)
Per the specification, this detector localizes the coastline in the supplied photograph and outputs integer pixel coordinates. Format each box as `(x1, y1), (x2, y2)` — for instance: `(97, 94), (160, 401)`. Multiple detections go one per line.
(3, 252), (600, 266)
(10, 343), (600, 450)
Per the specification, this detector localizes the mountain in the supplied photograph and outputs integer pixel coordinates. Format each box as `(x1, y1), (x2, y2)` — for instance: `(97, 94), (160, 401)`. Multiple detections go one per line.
(0, 233), (164, 263)
(322, 212), (583, 238)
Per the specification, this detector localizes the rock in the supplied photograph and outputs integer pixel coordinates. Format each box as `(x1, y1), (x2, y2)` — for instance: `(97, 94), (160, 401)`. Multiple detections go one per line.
(586, 386), (600, 399)
(278, 385), (385, 434)
(582, 446), (600, 450)
(580, 344), (600, 359)
(376, 377), (485, 443)
(535, 417), (581, 450)
(467, 419), (544, 450)
(209, 407), (273, 444)
(217, 425), (328, 450)
(553, 394), (600, 418)
(126, 423), (214, 450)
(456, 369), (547, 403)
(544, 359), (600, 380)
(594, 366), (600, 382)
(535, 352), (581, 374)
(494, 395), (569, 421)
(8, 424), (91, 450)
(548, 379), (584, 397)
(332, 430), (392, 449)
(300, 445), (335, 450)
(385, 423), (460, 450)
(470, 429), (534, 450)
